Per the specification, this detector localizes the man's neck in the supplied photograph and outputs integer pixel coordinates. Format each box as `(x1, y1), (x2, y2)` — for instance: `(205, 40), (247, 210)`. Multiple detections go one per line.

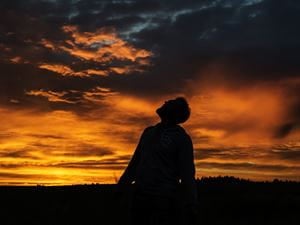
(160, 120), (177, 127)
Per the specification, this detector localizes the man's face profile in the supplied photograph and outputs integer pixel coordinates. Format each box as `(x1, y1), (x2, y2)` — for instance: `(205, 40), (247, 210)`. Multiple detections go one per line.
(156, 97), (190, 124)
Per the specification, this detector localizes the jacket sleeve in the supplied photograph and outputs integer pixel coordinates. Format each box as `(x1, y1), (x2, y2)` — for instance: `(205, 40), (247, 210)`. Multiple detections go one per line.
(117, 128), (146, 185)
(178, 134), (198, 206)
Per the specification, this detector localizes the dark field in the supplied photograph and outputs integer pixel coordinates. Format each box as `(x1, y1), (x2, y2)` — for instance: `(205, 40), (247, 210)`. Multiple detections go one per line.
(1, 177), (299, 225)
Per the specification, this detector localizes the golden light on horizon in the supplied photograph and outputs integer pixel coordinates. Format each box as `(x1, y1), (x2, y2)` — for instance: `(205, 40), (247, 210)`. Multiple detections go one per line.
(1, 83), (299, 185)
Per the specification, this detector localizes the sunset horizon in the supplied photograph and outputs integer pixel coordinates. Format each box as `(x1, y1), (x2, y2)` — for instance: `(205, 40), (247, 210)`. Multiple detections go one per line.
(1, 0), (299, 185)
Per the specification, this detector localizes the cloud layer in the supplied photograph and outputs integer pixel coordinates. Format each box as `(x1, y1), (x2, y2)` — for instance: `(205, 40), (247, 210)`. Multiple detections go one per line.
(0, 0), (299, 184)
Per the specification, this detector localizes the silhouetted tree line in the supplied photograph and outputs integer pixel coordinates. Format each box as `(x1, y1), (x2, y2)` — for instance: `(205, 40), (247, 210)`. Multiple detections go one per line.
(1, 177), (299, 225)
(198, 176), (300, 184)
(29, 176), (300, 189)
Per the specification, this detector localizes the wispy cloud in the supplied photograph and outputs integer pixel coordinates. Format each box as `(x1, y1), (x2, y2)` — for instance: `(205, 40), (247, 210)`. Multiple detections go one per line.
(38, 64), (86, 77)
(26, 89), (77, 104)
(61, 25), (151, 62)
(38, 25), (152, 77)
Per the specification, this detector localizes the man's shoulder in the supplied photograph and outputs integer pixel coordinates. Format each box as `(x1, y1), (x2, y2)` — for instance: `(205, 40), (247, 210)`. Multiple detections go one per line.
(171, 124), (190, 137)
(143, 124), (190, 137)
(144, 125), (155, 132)
(141, 126), (156, 137)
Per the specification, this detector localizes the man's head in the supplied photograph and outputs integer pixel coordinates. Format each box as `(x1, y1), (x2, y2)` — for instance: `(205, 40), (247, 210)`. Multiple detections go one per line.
(156, 97), (191, 124)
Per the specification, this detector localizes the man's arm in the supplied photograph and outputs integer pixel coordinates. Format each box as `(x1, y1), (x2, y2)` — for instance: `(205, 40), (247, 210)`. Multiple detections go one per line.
(178, 134), (198, 206)
(117, 129), (146, 185)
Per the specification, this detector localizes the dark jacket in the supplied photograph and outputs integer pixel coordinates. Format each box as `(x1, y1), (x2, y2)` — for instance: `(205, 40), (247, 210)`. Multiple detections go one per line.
(118, 122), (197, 206)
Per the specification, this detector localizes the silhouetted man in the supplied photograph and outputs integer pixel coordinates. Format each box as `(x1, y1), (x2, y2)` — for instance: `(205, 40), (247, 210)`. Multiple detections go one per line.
(118, 97), (198, 225)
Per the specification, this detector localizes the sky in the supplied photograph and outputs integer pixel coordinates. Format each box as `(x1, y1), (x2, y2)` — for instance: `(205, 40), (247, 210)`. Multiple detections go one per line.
(0, 0), (299, 185)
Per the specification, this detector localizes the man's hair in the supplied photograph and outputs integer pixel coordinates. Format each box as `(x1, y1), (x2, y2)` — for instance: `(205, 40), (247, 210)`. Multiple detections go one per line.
(156, 97), (191, 124)
(173, 97), (191, 124)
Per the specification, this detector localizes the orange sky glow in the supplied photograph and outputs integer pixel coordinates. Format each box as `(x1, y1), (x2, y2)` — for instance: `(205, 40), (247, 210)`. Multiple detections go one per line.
(1, 16), (300, 185)
(1, 85), (299, 185)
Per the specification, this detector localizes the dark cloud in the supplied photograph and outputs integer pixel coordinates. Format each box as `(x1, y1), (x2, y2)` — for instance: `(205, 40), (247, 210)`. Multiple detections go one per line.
(0, 0), (299, 119)
(0, 172), (37, 179)
(121, 0), (300, 95)
(30, 142), (115, 158)
(274, 123), (296, 138)
(195, 143), (300, 165)
(29, 134), (66, 139)
(0, 132), (19, 140)
(60, 144), (114, 157)
(271, 144), (300, 161)
(0, 163), (28, 169)
(197, 161), (300, 172)
(50, 158), (128, 170)
(0, 150), (40, 160)
(195, 147), (255, 160)
(1, 0), (300, 101)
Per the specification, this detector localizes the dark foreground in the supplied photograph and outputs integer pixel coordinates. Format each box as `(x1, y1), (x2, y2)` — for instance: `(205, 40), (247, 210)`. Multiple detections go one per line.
(1, 177), (299, 225)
